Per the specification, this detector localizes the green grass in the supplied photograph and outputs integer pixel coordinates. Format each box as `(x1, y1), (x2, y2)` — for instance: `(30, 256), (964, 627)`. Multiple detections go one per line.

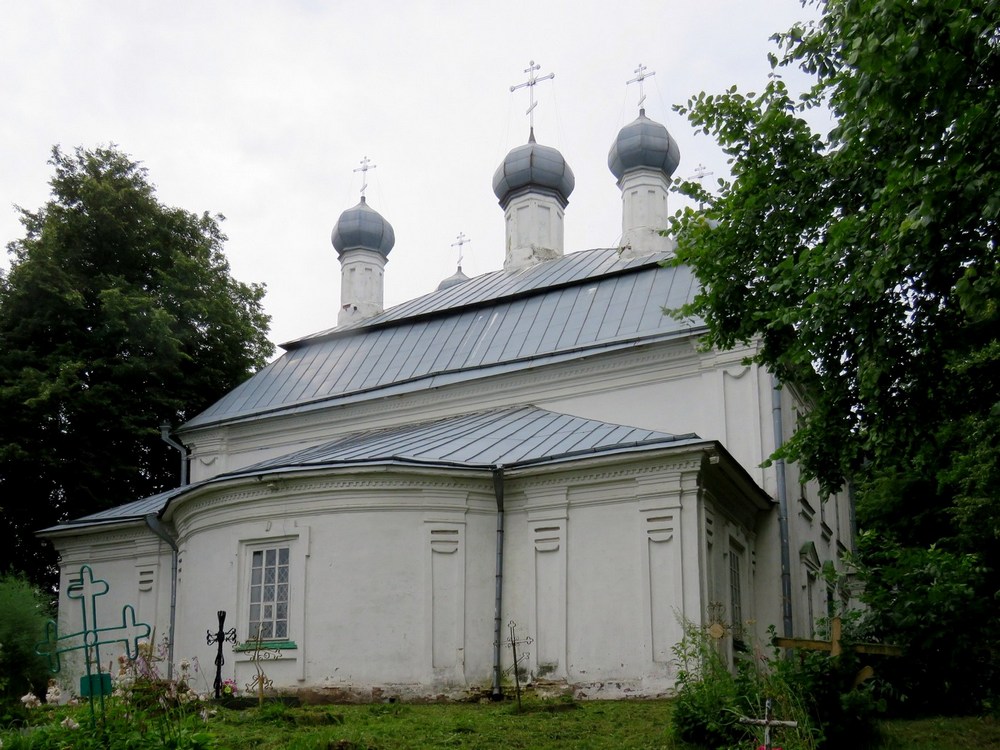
(4, 697), (998, 749)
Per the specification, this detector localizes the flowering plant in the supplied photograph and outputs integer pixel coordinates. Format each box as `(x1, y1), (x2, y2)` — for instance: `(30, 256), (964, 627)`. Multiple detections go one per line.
(221, 678), (238, 697)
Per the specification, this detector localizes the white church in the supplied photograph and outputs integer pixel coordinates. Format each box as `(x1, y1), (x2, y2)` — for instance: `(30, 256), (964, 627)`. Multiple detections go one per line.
(40, 75), (854, 701)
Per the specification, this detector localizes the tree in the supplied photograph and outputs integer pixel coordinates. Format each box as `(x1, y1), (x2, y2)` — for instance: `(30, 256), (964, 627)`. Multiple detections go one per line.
(0, 146), (273, 585)
(668, 0), (998, 712)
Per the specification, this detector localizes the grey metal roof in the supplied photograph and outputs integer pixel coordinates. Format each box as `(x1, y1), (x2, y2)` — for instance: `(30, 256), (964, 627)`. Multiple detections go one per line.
(183, 248), (701, 430)
(42, 407), (703, 533)
(226, 405), (700, 475)
(36, 486), (190, 534)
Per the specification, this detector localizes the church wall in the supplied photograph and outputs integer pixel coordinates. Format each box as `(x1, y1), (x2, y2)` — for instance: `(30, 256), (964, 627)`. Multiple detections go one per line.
(46, 528), (172, 689)
(166, 472), (499, 697)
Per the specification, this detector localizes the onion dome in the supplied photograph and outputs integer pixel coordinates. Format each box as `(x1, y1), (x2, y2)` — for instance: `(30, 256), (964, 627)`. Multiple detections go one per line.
(492, 130), (575, 208)
(608, 109), (680, 181)
(331, 197), (395, 257)
(436, 265), (470, 291)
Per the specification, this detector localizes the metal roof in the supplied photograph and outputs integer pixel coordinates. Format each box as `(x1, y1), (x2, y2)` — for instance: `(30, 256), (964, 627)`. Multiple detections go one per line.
(41, 406), (703, 534)
(226, 405), (700, 474)
(36, 486), (191, 534)
(184, 248), (700, 430)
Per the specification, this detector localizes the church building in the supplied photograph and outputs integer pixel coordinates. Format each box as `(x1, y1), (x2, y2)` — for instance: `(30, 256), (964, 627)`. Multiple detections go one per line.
(40, 74), (854, 700)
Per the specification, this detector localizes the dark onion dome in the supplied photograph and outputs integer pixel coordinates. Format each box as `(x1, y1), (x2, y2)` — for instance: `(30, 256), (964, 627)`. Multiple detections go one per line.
(608, 109), (680, 181)
(492, 130), (575, 208)
(331, 197), (395, 257)
(436, 265), (470, 291)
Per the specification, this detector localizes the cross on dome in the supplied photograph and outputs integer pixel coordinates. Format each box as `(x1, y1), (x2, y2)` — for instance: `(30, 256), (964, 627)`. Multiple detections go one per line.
(510, 60), (555, 133)
(626, 63), (656, 111)
(354, 156), (376, 199)
(451, 232), (469, 266)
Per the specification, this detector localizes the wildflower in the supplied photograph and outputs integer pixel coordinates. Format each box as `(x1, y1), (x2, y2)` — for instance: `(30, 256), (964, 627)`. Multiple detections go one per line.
(45, 679), (62, 705)
(60, 717), (80, 730)
(21, 692), (41, 709)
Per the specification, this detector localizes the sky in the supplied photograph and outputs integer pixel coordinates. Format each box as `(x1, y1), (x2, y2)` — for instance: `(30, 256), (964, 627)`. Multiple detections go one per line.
(0, 0), (824, 351)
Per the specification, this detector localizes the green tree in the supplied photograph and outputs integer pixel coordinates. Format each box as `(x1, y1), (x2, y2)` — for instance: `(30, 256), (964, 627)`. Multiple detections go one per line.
(668, 0), (998, 712)
(0, 146), (273, 585)
(0, 574), (52, 706)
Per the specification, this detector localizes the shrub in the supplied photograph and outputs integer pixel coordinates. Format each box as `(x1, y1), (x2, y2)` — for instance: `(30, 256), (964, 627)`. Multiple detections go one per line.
(0, 574), (53, 707)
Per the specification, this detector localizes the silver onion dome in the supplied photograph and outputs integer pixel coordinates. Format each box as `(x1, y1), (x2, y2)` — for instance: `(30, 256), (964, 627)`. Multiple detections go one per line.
(331, 197), (395, 257)
(492, 131), (575, 208)
(608, 109), (680, 180)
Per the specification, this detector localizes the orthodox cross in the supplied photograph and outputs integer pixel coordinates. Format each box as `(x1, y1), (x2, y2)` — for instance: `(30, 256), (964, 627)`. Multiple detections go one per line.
(36, 565), (152, 725)
(626, 63), (656, 110)
(739, 697), (799, 750)
(242, 625), (281, 706)
(451, 232), (469, 267)
(501, 620), (533, 711)
(510, 60), (555, 132)
(206, 610), (237, 699)
(354, 156), (376, 199)
(690, 164), (714, 183)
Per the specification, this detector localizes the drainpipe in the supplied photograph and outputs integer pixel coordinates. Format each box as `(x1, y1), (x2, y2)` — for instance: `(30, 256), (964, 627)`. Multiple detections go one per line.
(490, 466), (505, 701)
(159, 422), (189, 486)
(144, 514), (178, 681)
(771, 374), (794, 638)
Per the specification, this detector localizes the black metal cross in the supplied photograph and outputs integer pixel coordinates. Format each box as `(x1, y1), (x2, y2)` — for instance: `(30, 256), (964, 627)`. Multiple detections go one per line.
(206, 610), (237, 699)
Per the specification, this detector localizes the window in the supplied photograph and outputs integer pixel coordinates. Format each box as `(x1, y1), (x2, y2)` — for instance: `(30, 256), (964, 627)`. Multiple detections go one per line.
(248, 546), (290, 641)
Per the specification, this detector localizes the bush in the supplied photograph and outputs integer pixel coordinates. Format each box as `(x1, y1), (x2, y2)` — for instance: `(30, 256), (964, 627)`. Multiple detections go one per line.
(671, 617), (884, 750)
(0, 574), (53, 707)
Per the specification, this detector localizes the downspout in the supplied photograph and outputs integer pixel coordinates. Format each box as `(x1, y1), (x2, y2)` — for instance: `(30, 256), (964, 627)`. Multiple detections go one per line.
(159, 422), (189, 487)
(771, 374), (794, 638)
(490, 466), (505, 700)
(144, 514), (178, 681)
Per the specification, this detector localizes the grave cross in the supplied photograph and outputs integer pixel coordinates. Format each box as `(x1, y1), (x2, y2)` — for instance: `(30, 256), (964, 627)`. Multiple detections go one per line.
(739, 697), (798, 750)
(626, 63), (656, 110)
(774, 616), (902, 659)
(36, 564), (152, 726)
(206, 610), (237, 699)
(510, 60), (554, 132)
(37, 565), (152, 675)
(500, 620), (533, 711)
(242, 625), (282, 706)
(774, 615), (902, 687)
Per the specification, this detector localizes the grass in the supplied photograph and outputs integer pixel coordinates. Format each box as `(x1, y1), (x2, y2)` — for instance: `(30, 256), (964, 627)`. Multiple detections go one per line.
(4, 696), (999, 749)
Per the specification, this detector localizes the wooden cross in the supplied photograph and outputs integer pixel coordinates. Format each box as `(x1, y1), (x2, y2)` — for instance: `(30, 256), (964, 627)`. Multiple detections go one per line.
(354, 156), (376, 199)
(774, 616), (902, 658)
(774, 616), (902, 687)
(626, 63), (656, 110)
(510, 60), (554, 132)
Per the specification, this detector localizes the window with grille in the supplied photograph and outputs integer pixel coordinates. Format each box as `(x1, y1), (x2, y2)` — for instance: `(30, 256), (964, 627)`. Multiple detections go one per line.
(248, 546), (290, 641)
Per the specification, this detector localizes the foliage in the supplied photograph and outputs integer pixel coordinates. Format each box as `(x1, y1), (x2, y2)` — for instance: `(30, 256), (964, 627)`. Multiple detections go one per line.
(670, 618), (889, 749)
(667, 0), (1000, 712)
(0, 145), (273, 585)
(0, 574), (53, 708)
(670, 621), (747, 747)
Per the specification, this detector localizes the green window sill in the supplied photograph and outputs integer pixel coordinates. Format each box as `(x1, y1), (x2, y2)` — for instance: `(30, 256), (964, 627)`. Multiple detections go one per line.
(234, 640), (297, 652)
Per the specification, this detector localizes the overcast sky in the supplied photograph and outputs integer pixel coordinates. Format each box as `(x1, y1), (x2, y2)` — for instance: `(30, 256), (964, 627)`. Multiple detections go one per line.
(1, 1), (823, 350)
